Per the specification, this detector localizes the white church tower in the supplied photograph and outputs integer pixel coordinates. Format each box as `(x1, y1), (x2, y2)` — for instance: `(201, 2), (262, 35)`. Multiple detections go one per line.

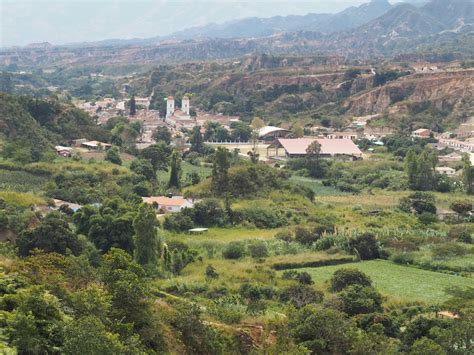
(166, 96), (175, 118)
(182, 95), (190, 115)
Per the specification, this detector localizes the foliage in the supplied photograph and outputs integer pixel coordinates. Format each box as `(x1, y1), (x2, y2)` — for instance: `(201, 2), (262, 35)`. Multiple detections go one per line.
(17, 212), (82, 256)
(133, 203), (160, 267)
(337, 284), (383, 315)
(329, 268), (373, 292)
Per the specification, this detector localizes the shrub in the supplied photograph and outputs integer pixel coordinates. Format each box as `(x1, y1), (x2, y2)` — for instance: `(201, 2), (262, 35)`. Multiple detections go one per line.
(237, 207), (286, 229)
(450, 200), (472, 215)
(205, 265), (219, 280)
(418, 212), (437, 225)
(248, 241), (269, 258)
(222, 242), (246, 259)
(432, 243), (468, 259)
(296, 271), (314, 285)
(390, 252), (415, 265)
(294, 227), (317, 245)
(329, 268), (372, 292)
(338, 285), (383, 316)
(349, 233), (380, 260)
(274, 230), (294, 242)
(280, 285), (323, 308)
(163, 213), (194, 232)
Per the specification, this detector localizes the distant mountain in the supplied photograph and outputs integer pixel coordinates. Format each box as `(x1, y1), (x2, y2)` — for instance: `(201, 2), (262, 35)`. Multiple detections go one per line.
(167, 0), (393, 40)
(0, 0), (472, 68)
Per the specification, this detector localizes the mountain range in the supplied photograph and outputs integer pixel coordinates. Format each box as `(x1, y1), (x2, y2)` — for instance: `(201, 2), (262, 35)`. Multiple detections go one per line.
(0, 0), (472, 68)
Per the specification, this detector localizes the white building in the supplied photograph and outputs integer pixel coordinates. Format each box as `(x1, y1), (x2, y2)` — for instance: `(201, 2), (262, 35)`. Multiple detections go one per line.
(142, 196), (194, 213)
(435, 167), (456, 176)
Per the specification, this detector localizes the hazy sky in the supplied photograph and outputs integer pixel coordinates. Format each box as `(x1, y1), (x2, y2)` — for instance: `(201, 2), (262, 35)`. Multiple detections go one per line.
(0, 0), (395, 47)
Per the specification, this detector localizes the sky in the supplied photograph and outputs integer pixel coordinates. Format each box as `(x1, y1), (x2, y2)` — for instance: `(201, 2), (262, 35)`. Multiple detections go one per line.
(0, 0), (397, 47)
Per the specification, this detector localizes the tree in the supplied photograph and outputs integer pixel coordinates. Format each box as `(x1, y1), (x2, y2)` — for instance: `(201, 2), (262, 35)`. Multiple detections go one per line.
(338, 285), (383, 315)
(130, 159), (155, 181)
(462, 154), (473, 194)
(251, 117), (265, 130)
(168, 150), (182, 188)
(405, 147), (438, 191)
(410, 337), (445, 355)
(211, 147), (230, 195)
(289, 305), (354, 354)
(280, 284), (323, 308)
(105, 147), (122, 165)
(63, 316), (128, 355)
(141, 143), (172, 175)
(306, 140), (323, 178)
(152, 126), (172, 144)
(6, 286), (65, 354)
(190, 126), (204, 153)
(133, 204), (159, 266)
(205, 265), (219, 280)
(329, 268), (373, 292)
(17, 212), (82, 256)
(292, 123), (304, 138)
(129, 96), (136, 116)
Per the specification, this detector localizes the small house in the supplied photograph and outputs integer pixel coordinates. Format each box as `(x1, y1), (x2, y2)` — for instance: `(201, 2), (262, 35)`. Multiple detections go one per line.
(412, 128), (432, 138)
(142, 196), (194, 213)
(435, 167), (456, 176)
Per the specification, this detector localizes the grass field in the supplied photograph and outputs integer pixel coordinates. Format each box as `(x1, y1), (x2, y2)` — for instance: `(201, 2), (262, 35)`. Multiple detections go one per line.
(164, 227), (280, 246)
(298, 260), (473, 304)
(157, 161), (212, 185)
(290, 176), (347, 196)
(0, 170), (47, 193)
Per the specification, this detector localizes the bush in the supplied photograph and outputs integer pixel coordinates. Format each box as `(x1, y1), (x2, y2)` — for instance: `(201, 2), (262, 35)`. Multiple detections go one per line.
(296, 271), (314, 285)
(329, 268), (372, 292)
(418, 212), (437, 225)
(294, 227), (317, 245)
(163, 213), (194, 232)
(280, 285), (323, 308)
(248, 241), (269, 258)
(338, 285), (383, 315)
(237, 207), (286, 229)
(222, 242), (246, 259)
(432, 243), (468, 258)
(450, 200), (472, 215)
(205, 265), (219, 280)
(274, 230), (294, 242)
(349, 233), (380, 260)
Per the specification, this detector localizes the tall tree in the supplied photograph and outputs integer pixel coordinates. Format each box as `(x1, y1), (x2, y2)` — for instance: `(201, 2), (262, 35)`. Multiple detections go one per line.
(405, 149), (418, 189)
(129, 96), (136, 116)
(168, 150), (182, 188)
(105, 147), (122, 165)
(462, 154), (473, 195)
(212, 147), (230, 195)
(133, 204), (159, 266)
(190, 126), (204, 153)
(141, 143), (172, 175)
(306, 140), (323, 178)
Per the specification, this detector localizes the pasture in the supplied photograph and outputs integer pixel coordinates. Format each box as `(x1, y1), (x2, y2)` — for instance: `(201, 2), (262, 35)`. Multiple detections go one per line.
(298, 259), (474, 304)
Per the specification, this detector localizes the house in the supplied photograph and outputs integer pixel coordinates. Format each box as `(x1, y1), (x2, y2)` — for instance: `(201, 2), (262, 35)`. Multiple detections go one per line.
(412, 128), (432, 138)
(267, 138), (363, 160)
(142, 196), (194, 213)
(325, 131), (359, 140)
(435, 167), (456, 176)
(134, 97), (150, 109)
(81, 140), (112, 150)
(438, 152), (463, 162)
(55, 145), (72, 157)
(258, 126), (292, 142)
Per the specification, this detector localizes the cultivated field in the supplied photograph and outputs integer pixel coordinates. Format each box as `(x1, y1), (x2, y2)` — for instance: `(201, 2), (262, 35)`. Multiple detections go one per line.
(298, 260), (474, 304)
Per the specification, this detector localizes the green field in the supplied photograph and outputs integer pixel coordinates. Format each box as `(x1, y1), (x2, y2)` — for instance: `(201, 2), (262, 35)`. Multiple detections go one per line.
(298, 260), (474, 304)
(157, 161), (212, 184)
(0, 169), (47, 193)
(290, 176), (347, 196)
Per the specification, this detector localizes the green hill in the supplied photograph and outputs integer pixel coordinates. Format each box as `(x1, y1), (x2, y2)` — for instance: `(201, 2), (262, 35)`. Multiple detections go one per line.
(0, 93), (108, 162)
